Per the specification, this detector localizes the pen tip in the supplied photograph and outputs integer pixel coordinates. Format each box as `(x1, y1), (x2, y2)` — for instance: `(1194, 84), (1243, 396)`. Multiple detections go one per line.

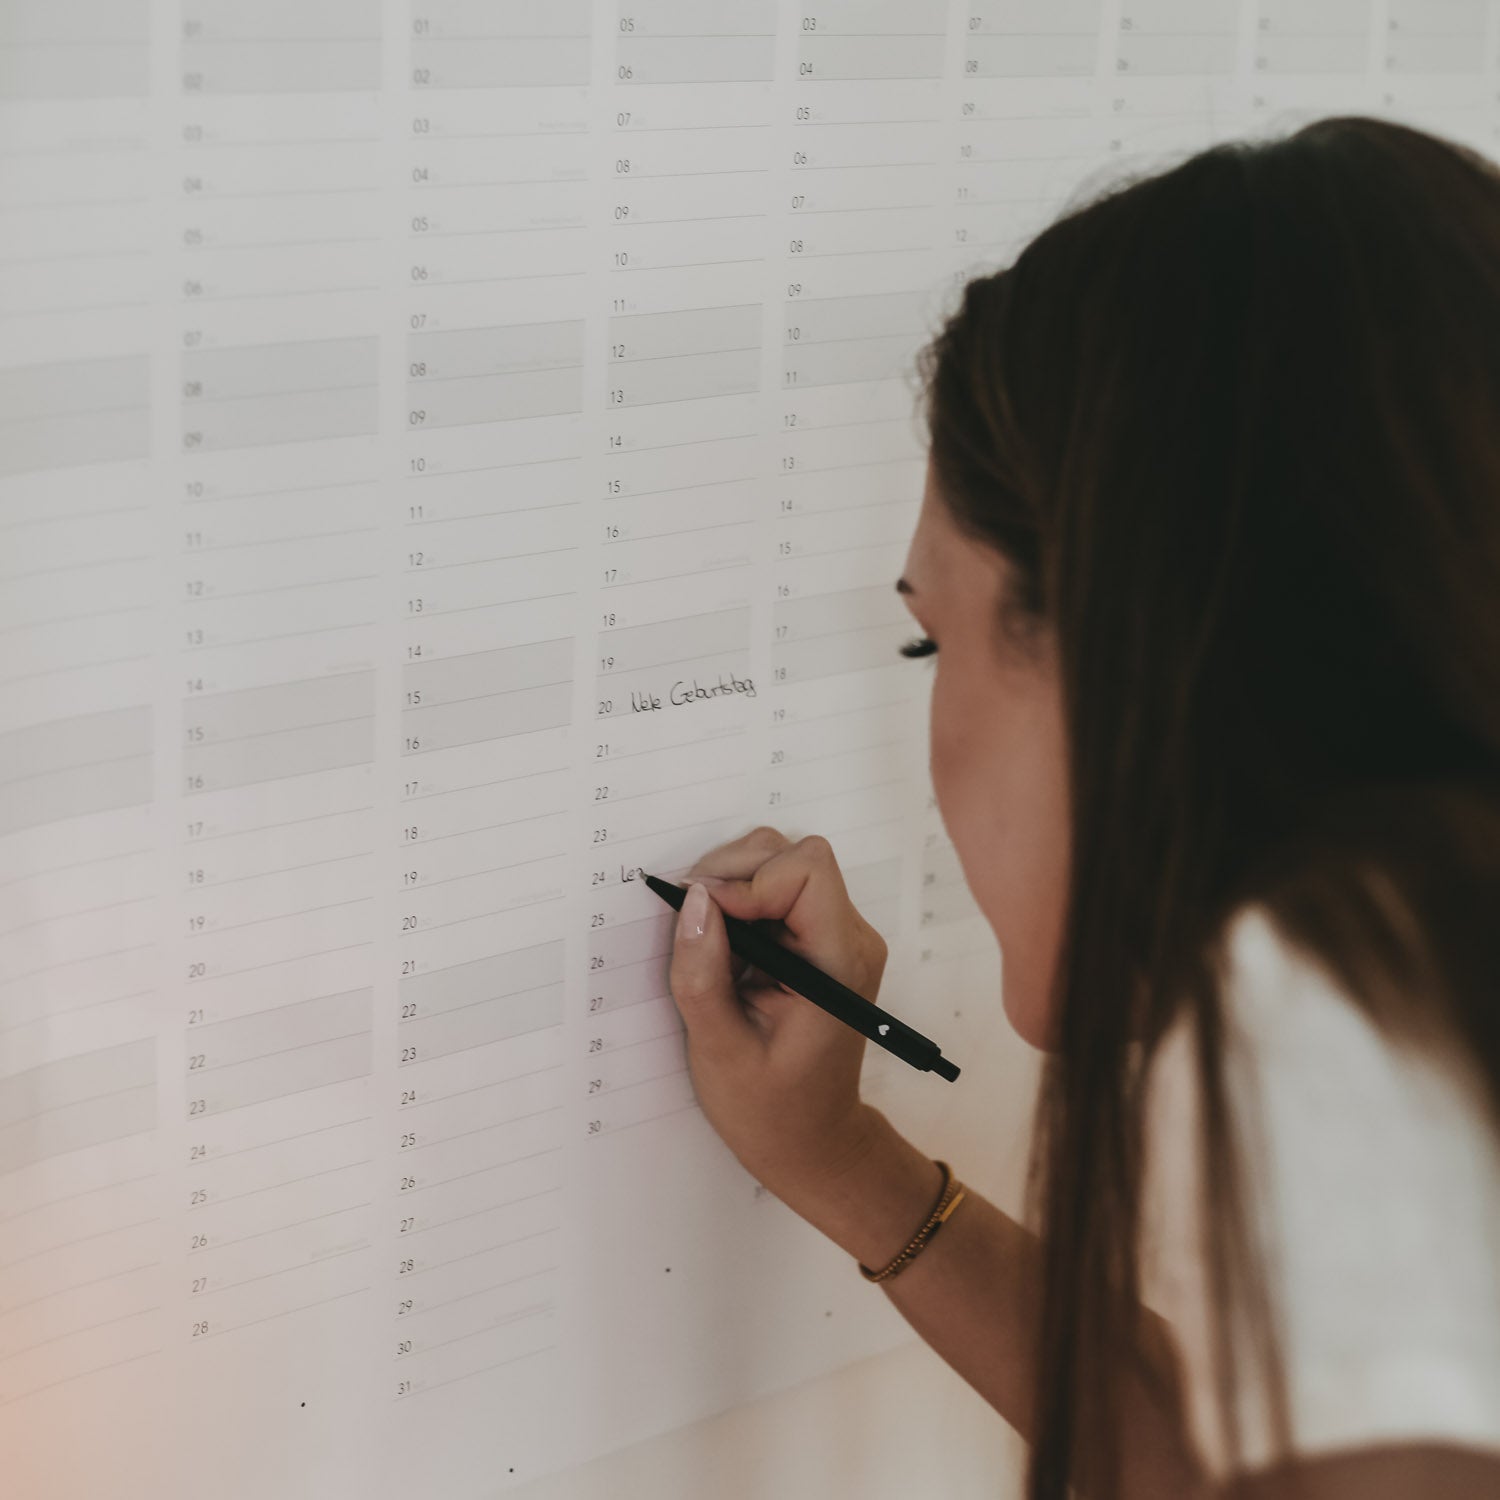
(641, 873), (684, 910)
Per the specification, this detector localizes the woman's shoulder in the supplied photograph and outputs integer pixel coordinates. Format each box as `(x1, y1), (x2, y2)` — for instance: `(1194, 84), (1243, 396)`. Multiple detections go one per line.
(1139, 903), (1500, 1480)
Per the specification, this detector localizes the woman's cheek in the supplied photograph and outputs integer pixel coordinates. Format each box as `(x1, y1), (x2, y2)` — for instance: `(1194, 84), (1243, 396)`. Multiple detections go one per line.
(927, 667), (995, 912)
(926, 665), (966, 830)
(927, 657), (1067, 1049)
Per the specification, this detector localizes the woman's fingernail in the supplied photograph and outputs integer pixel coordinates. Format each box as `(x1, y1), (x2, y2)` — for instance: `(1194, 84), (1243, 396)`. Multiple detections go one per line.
(679, 882), (709, 942)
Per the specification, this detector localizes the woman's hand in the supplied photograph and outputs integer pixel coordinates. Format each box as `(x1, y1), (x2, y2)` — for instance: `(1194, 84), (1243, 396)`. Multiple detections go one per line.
(665, 825), (889, 1209)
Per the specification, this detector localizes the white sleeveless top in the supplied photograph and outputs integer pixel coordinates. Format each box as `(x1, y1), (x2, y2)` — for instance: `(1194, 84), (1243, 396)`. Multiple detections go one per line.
(1139, 906), (1500, 1481)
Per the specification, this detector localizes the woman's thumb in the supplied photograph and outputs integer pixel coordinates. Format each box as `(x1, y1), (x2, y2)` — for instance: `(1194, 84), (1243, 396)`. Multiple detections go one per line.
(667, 883), (756, 1060)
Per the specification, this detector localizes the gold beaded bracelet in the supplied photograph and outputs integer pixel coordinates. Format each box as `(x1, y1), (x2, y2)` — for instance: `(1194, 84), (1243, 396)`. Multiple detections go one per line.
(857, 1159), (968, 1283)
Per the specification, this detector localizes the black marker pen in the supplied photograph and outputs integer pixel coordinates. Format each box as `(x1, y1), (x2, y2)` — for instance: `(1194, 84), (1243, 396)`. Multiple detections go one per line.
(644, 873), (960, 1083)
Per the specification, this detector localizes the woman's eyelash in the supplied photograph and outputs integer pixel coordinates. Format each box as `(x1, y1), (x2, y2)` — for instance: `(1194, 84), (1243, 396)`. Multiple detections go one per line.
(899, 635), (936, 659)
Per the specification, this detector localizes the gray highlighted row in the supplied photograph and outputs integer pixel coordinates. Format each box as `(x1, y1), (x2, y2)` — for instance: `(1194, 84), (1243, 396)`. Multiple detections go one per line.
(187, 988), (372, 1117)
(183, 671), (374, 795)
(965, 34), (1099, 77)
(598, 607), (749, 679)
(403, 639), (573, 755)
(784, 291), (928, 346)
(0, 706), (151, 837)
(608, 305), (760, 364)
(606, 307), (761, 408)
(0, 356), (148, 476)
(0, 0), (148, 98)
(411, 321), (583, 381)
(409, 321), (583, 429)
(190, 988), (370, 1073)
(182, 337), (378, 452)
(0, 1039), (155, 1177)
(400, 942), (565, 1050)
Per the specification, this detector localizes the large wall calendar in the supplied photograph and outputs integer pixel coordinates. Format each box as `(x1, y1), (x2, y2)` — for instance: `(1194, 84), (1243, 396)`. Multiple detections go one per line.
(2, 2), (1496, 1496)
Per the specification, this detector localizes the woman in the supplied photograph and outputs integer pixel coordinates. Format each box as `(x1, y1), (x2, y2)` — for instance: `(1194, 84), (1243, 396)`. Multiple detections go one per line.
(665, 117), (1500, 1500)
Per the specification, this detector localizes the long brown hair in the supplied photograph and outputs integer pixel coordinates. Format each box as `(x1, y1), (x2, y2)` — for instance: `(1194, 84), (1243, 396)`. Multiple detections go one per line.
(920, 116), (1500, 1497)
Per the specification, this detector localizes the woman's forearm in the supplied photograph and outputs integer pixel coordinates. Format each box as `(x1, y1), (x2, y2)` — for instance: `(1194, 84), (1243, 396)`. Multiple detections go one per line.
(779, 1104), (1207, 1500)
